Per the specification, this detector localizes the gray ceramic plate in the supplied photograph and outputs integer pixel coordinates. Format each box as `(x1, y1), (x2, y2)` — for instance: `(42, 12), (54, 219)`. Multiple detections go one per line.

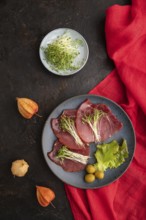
(42, 94), (136, 189)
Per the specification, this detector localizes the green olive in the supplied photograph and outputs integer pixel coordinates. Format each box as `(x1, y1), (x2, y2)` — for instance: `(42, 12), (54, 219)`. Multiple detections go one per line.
(86, 164), (96, 174)
(85, 174), (95, 183)
(94, 170), (104, 179)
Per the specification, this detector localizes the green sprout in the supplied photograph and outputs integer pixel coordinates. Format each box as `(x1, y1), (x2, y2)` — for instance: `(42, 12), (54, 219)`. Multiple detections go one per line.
(43, 32), (83, 72)
(56, 146), (89, 164)
(82, 109), (105, 142)
(60, 115), (84, 146)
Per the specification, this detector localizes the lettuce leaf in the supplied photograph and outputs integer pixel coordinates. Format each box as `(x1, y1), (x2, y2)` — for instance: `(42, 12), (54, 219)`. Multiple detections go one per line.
(94, 139), (129, 172)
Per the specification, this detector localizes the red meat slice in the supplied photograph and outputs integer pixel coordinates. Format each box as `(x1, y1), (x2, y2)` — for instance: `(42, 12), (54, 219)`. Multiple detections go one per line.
(48, 140), (90, 172)
(51, 109), (88, 150)
(76, 99), (123, 143)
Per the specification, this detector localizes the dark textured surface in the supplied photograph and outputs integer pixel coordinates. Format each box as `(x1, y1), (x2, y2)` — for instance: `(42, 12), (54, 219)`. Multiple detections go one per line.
(0, 0), (130, 219)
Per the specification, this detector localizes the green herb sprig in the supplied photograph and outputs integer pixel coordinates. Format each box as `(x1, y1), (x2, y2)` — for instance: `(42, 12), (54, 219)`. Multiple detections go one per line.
(43, 32), (83, 72)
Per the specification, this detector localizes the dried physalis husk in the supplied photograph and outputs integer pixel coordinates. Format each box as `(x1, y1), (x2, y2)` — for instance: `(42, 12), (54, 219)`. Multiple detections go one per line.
(11, 159), (29, 177)
(16, 97), (40, 119)
(36, 186), (55, 207)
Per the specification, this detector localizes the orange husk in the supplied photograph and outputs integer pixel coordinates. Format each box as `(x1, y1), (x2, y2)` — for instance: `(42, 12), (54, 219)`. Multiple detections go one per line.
(16, 97), (39, 119)
(36, 186), (55, 207)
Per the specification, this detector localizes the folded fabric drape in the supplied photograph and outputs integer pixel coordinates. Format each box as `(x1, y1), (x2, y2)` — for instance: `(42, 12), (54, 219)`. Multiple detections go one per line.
(65, 0), (146, 219)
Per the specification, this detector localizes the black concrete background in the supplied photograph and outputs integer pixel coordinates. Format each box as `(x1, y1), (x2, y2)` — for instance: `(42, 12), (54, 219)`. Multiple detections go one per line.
(0, 0), (130, 219)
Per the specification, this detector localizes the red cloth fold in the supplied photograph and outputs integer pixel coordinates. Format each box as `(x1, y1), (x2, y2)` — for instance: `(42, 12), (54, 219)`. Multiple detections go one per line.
(65, 0), (146, 219)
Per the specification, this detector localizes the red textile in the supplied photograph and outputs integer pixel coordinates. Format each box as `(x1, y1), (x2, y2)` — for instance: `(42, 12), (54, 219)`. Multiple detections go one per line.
(65, 0), (146, 219)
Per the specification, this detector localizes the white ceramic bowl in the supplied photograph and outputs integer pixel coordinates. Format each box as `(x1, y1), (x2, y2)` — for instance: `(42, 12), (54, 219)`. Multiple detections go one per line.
(39, 28), (89, 76)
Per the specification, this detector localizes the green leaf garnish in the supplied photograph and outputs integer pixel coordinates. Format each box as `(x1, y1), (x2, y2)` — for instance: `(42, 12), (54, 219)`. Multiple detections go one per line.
(94, 139), (129, 172)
